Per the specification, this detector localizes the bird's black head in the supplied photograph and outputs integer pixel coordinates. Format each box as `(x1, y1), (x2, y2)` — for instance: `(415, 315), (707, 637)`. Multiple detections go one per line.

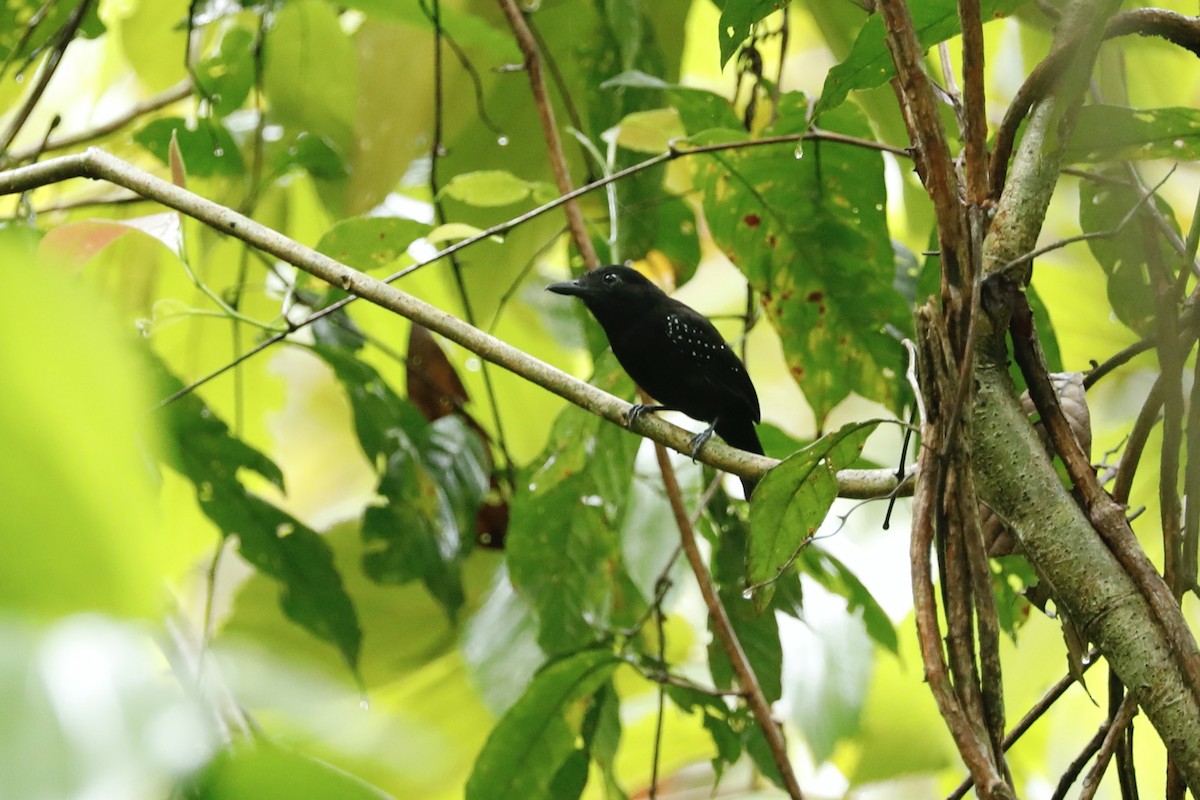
(546, 266), (665, 313)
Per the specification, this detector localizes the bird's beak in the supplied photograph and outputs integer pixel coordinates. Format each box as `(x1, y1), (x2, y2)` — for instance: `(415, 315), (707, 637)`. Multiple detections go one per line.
(546, 279), (585, 297)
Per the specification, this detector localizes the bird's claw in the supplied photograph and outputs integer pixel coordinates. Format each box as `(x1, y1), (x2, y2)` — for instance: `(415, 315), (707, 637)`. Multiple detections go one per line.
(626, 403), (660, 429)
(688, 426), (715, 461)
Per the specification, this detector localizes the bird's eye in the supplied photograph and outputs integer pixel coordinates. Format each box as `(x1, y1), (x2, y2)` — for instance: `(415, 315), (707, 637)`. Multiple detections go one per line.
(602, 272), (618, 284)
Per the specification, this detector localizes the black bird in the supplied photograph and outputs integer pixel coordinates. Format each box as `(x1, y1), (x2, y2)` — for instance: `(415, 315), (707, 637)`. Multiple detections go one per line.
(547, 265), (762, 495)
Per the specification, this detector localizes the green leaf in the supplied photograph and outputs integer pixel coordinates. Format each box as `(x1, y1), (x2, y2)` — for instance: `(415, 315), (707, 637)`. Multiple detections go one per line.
(462, 567), (547, 713)
(992, 555), (1036, 639)
(696, 95), (909, 422)
(0, 0), (105, 63)
(194, 22), (256, 116)
(613, 108), (685, 153)
(315, 217), (430, 272)
(669, 86), (743, 136)
(152, 358), (362, 674)
(192, 740), (396, 800)
(506, 358), (642, 653)
(0, 256), (163, 619)
(745, 722), (787, 789)
(801, 548), (898, 655)
(134, 117), (245, 177)
(505, 426), (639, 651)
(309, 343), (427, 466)
(716, 0), (791, 69)
(337, 0), (519, 60)
(273, 132), (349, 180)
(1066, 105), (1200, 163)
(603, 0), (645, 72)
(666, 685), (744, 778)
(814, 0), (1025, 116)
(708, 509), (783, 703)
(581, 683), (624, 797)
(780, 582), (874, 762)
(309, 339), (490, 617)
(361, 418), (489, 618)
(441, 170), (546, 207)
(465, 650), (621, 800)
(748, 421), (880, 609)
(262, 0), (357, 153)
(1027, 283), (1063, 373)
(1079, 169), (1176, 335)
(653, 195), (702, 280)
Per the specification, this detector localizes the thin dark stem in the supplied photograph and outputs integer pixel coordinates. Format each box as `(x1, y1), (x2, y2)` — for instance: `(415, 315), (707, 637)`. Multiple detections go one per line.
(1109, 671), (1139, 800)
(425, 5), (504, 140)
(200, 536), (229, 658)
(1077, 697), (1139, 800)
(496, 0), (597, 269)
(948, 653), (1099, 800)
(648, 595), (666, 800)
(651, 441), (804, 799)
(9, 79), (191, 163)
(138, 129), (897, 406)
(1113, 377), (1164, 505)
(1084, 338), (1155, 390)
(0, 0), (57, 81)
(958, 0), (989, 206)
(427, 0), (517, 491)
(1050, 723), (1109, 800)
(0, 147), (900, 495)
(0, 0), (94, 156)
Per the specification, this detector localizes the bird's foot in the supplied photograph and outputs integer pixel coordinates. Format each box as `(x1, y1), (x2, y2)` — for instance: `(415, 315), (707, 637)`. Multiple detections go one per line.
(688, 420), (717, 461)
(626, 403), (663, 429)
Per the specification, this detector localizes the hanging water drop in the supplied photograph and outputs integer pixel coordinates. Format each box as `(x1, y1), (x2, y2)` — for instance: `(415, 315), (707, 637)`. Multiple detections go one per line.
(497, 134), (510, 147)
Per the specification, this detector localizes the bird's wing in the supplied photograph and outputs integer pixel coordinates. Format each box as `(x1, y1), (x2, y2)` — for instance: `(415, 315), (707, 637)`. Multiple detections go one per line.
(662, 305), (761, 422)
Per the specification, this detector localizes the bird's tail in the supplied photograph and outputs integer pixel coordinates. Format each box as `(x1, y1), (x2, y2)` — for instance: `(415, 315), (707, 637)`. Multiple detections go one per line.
(716, 416), (763, 498)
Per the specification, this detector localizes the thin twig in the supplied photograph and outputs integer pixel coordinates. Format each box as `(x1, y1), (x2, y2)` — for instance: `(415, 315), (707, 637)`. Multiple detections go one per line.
(1077, 696), (1139, 800)
(0, 148), (788, 481)
(998, 166), (1175, 277)
(428, 0), (517, 493)
(0, 146), (909, 497)
(991, 8), (1200, 200)
(42, 128), (895, 408)
(496, 0), (597, 269)
(958, 0), (989, 206)
(650, 441), (804, 799)
(1050, 721), (1110, 800)
(0, 0), (56, 82)
(0, 0), (95, 155)
(8, 78), (192, 163)
(947, 652), (1098, 800)
(649, 587), (666, 800)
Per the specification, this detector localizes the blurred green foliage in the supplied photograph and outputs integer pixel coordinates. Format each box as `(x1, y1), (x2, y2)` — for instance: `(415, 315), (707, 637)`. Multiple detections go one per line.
(1, 0), (1191, 797)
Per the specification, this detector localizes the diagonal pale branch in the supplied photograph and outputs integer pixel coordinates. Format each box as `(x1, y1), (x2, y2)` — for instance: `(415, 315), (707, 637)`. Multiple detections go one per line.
(0, 147), (913, 499)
